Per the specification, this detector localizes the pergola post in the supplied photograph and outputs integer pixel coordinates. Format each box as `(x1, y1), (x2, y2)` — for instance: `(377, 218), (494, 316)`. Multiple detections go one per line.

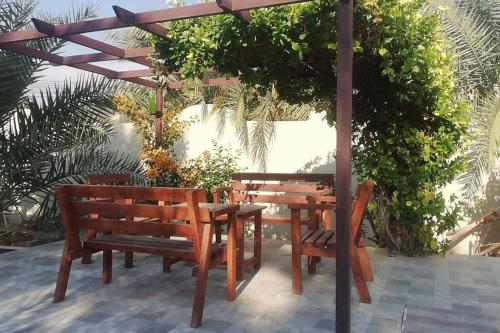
(335, 0), (353, 332)
(155, 87), (164, 146)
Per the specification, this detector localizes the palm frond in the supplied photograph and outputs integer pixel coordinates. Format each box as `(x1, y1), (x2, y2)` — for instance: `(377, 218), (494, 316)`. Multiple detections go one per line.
(106, 27), (152, 48)
(0, 75), (128, 213)
(23, 147), (144, 222)
(430, 0), (499, 95)
(458, 92), (500, 198)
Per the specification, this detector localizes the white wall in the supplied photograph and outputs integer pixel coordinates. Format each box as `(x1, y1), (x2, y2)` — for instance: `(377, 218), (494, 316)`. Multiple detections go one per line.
(175, 105), (337, 173)
(110, 104), (483, 254)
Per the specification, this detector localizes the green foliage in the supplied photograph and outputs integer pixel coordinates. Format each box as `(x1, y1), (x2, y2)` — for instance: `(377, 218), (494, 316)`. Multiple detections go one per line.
(152, 0), (469, 254)
(179, 142), (241, 201)
(0, 1), (143, 224)
(429, 0), (500, 199)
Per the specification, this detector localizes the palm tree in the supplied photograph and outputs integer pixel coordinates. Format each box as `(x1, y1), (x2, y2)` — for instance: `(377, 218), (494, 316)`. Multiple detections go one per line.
(429, 0), (500, 199)
(0, 0), (143, 225)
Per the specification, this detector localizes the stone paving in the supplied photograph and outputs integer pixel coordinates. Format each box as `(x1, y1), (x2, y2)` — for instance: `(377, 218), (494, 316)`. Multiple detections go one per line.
(0, 239), (499, 333)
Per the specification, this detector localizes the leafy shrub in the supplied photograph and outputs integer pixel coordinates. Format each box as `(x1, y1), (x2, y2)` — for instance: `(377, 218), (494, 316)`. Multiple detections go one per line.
(179, 142), (241, 201)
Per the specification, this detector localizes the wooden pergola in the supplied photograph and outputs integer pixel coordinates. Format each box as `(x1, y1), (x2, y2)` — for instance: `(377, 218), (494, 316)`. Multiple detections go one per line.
(0, 0), (355, 331)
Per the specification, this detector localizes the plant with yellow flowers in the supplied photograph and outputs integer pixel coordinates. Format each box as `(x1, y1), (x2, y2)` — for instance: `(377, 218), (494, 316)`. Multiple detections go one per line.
(141, 146), (182, 186)
(112, 90), (197, 186)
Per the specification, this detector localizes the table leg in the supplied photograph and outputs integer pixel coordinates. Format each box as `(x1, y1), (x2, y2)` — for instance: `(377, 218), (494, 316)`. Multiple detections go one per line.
(236, 216), (245, 281)
(254, 212), (262, 270)
(227, 213), (237, 301)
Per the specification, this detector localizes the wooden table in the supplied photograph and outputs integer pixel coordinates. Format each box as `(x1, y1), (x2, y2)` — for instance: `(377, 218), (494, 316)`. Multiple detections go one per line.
(173, 203), (265, 280)
(232, 204), (265, 280)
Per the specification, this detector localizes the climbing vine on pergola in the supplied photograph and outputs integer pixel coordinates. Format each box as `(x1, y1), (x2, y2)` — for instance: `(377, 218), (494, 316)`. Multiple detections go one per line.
(152, 0), (469, 255)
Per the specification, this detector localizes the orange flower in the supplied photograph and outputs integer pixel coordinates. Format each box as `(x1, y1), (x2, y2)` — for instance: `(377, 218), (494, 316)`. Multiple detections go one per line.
(146, 168), (160, 179)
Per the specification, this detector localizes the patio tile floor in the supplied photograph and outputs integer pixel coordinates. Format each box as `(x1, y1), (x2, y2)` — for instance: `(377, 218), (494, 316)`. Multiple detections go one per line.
(0, 239), (499, 333)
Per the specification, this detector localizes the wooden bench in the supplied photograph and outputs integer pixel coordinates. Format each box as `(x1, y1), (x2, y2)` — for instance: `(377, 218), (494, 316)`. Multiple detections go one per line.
(289, 180), (375, 303)
(83, 173), (137, 266)
(213, 172), (334, 228)
(54, 185), (239, 328)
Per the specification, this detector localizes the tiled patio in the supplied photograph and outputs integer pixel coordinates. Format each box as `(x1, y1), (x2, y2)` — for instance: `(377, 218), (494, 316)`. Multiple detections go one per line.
(0, 239), (499, 333)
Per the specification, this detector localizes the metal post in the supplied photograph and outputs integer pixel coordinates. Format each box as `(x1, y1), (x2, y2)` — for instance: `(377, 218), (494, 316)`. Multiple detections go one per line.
(155, 87), (164, 146)
(335, 0), (353, 332)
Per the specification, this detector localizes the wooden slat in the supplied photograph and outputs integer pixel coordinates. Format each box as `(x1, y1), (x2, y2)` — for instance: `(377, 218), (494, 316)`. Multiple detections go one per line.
(260, 215), (311, 225)
(76, 218), (192, 238)
(70, 201), (190, 220)
(301, 230), (316, 243)
(62, 184), (195, 202)
(325, 233), (337, 249)
(315, 230), (335, 248)
(231, 182), (328, 193)
(288, 203), (336, 211)
(477, 243), (500, 256)
(85, 239), (196, 260)
(92, 235), (193, 248)
(233, 172), (334, 183)
(233, 193), (310, 204)
(304, 230), (325, 245)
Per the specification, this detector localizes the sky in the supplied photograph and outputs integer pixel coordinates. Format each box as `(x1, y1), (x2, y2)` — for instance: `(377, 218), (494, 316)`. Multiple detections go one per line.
(31, 0), (171, 88)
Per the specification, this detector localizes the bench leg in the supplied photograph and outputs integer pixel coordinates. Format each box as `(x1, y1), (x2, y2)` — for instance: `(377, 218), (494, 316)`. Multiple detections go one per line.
(254, 213), (262, 270)
(81, 229), (96, 264)
(291, 209), (303, 294)
(358, 245), (374, 282)
(103, 250), (112, 284)
(226, 213), (237, 302)
(236, 216), (245, 280)
(54, 255), (72, 303)
(351, 246), (371, 303)
(191, 223), (214, 328)
(215, 224), (222, 243)
(163, 256), (171, 273)
(124, 252), (133, 268)
(307, 256), (317, 274)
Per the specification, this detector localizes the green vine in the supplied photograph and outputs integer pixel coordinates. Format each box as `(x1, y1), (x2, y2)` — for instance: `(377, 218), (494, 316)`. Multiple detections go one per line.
(151, 0), (470, 254)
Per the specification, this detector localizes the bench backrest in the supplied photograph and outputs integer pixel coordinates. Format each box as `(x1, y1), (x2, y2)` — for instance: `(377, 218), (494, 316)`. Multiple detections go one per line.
(351, 180), (375, 242)
(85, 173), (131, 185)
(228, 173), (334, 205)
(56, 185), (209, 261)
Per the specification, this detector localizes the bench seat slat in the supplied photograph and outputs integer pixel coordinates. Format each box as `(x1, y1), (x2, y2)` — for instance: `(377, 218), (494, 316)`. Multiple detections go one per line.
(76, 218), (193, 238)
(84, 235), (225, 260)
(304, 230), (325, 245)
(301, 230), (316, 242)
(316, 230), (335, 248)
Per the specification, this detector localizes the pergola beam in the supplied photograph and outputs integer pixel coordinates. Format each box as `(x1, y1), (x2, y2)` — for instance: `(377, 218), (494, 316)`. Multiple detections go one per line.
(31, 18), (152, 67)
(0, 42), (64, 65)
(216, 0), (252, 22)
(63, 49), (152, 65)
(115, 69), (155, 79)
(0, 0), (306, 44)
(113, 6), (169, 38)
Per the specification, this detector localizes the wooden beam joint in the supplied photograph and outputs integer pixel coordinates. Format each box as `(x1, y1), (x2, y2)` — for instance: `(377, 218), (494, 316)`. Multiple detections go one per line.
(215, 0), (252, 22)
(113, 6), (169, 38)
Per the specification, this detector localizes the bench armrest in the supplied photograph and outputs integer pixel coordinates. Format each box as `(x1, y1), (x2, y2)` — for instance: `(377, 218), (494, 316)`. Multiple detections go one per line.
(207, 204), (240, 220)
